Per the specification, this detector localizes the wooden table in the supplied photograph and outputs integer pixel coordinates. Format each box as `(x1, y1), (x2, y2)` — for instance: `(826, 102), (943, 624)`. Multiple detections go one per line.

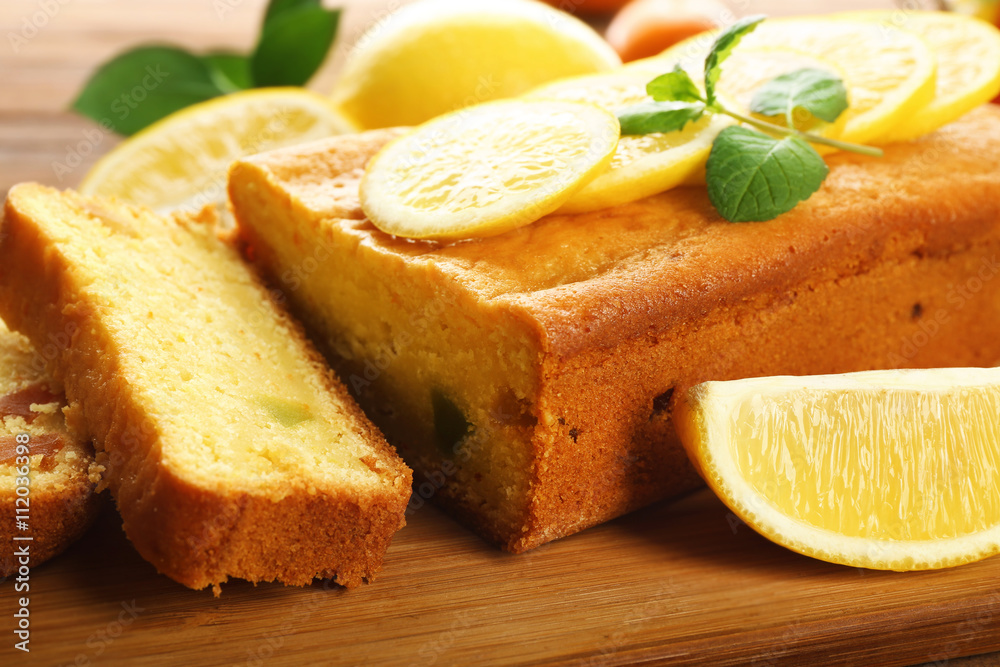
(2, 2), (1000, 665)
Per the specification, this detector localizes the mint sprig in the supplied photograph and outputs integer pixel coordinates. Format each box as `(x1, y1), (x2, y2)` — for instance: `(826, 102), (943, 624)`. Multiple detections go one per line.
(750, 68), (848, 127)
(618, 101), (706, 136)
(648, 65), (704, 104)
(616, 15), (883, 223)
(704, 15), (765, 107)
(706, 128), (828, 222)
(251, 2), (340, 87)
(71, 0), (340, 136)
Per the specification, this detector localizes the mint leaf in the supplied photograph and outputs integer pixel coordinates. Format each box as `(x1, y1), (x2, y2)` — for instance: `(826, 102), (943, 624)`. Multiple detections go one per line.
(262, 0), (320, 25)
(705, 126), (828, 222)
(704, 14), (765, 106)
(647, 65), (703, 103)
(618, 101), (705, 135)
(72, 46), (225, 136)
(251, 5), (340, 86)
(750, 68), (848, 127)
(203, 52), (253, 92)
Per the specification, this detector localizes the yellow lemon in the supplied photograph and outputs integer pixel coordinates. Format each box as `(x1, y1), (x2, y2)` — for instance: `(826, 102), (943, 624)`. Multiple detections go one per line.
(359, 100), (620, 240)
(80, 88), (354, 214)
(526, 70), (730, 213)
(331, 0), (621, 130)
(836, 10), (1000, 142)
(676, 368), (1000, 571)
(644, 17), (938, 144)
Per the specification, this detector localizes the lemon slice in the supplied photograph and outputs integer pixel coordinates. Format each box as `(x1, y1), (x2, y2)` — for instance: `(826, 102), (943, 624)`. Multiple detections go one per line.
(676, 368), (1000, 571)
(80, 88), (355, 214)
(359, 100), (620, 240)
(330, 0), (620, 130)
(647, 18), (937, 145)
(713, 48), (850, 139)
(526, 70), (731, 214)
(836, 11), (1000, 143)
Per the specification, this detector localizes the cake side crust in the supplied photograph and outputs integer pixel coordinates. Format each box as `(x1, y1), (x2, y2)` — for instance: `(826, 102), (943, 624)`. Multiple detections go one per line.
(230, 107), (1000, 553)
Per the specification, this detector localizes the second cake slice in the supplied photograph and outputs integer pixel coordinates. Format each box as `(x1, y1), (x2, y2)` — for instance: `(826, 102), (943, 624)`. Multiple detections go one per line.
(0, 184), (411, 591)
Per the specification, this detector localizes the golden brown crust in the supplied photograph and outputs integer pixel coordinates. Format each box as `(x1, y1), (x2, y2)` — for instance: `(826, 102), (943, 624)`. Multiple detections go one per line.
(0, 484), (103, 577)
(232, 107), (1000, 553)
(0, 321), (101, 576)
(0, 185), (411, 590)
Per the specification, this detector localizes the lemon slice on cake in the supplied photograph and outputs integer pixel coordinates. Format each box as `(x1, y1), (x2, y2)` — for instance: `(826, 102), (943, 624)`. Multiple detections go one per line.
(330, 0), (620, 130)
(676, 368), (1000, 571)
(359, 100), (620, 240)
(525, 70), (731, 214)
(80, 88), (354, 214)
(644, 17), (937, 144)
(836, 10), (1000, 142)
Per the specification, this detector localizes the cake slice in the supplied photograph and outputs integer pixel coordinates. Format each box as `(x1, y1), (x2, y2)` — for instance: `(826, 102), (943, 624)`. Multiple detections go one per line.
(0, 184), (411, 591)
(0, 318), (101, 576)
(229, 106), (1000, 553)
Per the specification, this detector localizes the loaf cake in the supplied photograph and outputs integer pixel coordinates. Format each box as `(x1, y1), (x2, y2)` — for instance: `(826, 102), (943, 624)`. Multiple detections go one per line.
(229, 106), (1000, 553)
(0, 318), (101, 576)
(0, 184), (412, 591)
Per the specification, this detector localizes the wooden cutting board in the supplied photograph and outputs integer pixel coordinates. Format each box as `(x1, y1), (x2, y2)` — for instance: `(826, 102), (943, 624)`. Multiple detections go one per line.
(3, 490), (1000, 666)
(2, 1), (1000, 665)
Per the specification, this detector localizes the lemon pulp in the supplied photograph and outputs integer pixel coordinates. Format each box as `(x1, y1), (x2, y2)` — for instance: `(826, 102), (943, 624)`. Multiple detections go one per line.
(80, 88), (353, 213)
(679, 368), (1000, 570)
(360, 99), (620, 240)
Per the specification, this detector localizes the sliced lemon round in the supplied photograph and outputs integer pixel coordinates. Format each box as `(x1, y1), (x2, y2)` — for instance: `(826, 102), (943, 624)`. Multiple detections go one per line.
(359, 100), (620, 240)
(646, 17), (938, 145)
(712, 48), (851, 139)
(330, 0), (620, 130)
(526, 70), (731, 214)
(836, 11), (1000, 142)
(80, 88), (355, 214)
(676, 368), (1000, 571)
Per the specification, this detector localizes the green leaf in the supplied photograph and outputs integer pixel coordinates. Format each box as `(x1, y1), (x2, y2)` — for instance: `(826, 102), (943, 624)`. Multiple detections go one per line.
(250, 5), (340, 87)
(647, 65), (703, 103)
(749, 68), (848, 127)
(71, 46), (226, 136)
(262, 0), (320, 25)
(704, 14), (766, 106)
(618, 101), (705, 135)
(203, 51), (253, 92)
(705, 126), (828, 222)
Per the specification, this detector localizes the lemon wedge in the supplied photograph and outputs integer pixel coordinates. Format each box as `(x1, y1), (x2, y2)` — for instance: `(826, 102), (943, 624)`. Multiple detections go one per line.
(330, 0), (620, 130)
(359, 100), (619, 240)
(80, 88), (354, 214)
(526, 70), (730, 214)
(648, 18), (937, 145)
(676, 368), (1000, 571)
(836, 11), (1000, 143)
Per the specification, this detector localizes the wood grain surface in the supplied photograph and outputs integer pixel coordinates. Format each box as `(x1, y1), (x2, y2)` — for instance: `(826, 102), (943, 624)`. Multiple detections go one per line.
(2, 1), (1000, 665)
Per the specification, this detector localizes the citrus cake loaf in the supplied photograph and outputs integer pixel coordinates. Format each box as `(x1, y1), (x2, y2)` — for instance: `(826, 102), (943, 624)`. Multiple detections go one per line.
(0, 318), (101, 576)
(229, 106), (1000, 553)
(0, 184), (411, 590)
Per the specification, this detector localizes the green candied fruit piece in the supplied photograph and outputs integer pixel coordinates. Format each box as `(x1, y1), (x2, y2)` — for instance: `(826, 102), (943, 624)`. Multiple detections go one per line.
(431, 388), (472, 455)
(257, 395), (313, 428)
